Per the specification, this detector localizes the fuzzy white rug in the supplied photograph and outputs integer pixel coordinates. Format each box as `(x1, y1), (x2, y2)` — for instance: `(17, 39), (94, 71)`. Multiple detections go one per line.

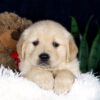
(0, 65), (100, 100)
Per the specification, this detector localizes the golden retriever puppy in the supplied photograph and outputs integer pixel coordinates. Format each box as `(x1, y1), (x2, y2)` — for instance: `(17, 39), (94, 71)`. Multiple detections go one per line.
(17, 20), (80, 94)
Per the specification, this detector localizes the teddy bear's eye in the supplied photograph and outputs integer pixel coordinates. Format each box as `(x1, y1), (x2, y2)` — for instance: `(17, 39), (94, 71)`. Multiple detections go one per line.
(53, 41), (59, 48)
(32, 40), (39, 46)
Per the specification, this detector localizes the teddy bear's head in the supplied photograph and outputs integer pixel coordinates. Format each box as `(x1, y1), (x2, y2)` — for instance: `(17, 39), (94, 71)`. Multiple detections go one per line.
(0, 12), (32, 50)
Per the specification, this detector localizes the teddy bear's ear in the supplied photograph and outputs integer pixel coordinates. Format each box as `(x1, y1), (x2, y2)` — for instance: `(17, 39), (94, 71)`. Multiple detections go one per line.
(11, 29), (23, 41)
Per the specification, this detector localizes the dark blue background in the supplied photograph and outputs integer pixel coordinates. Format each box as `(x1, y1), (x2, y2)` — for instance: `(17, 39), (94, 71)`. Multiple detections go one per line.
(0, 0), (100, 29)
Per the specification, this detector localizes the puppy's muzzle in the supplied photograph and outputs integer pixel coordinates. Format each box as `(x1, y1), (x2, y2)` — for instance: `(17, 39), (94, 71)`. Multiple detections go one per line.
(39, 53), (50, 62)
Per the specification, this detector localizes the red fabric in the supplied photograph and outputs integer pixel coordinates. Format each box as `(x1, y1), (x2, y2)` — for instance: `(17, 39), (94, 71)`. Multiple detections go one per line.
(11, 51), (20, 70)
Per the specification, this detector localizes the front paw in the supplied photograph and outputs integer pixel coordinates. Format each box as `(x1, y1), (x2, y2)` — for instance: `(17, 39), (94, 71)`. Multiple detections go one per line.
(54, 70), (75, 94)
(36, 71), (54, 90)
(26, 69), (54, 90)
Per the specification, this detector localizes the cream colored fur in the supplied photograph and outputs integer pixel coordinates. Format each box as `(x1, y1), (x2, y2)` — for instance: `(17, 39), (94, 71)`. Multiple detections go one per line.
(17, 20), (80, 94)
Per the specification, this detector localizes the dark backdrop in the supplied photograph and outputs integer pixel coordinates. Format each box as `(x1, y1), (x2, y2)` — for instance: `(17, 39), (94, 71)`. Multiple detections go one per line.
(0, 0), (100, 29)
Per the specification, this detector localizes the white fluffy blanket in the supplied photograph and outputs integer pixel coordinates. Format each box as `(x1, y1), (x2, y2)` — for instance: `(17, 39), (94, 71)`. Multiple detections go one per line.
(0, 65), (100, 100)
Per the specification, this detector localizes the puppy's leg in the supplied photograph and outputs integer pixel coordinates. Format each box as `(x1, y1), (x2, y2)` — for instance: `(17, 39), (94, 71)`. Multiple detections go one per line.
(54, 70), (75, 94)
(25, 68), (54, 90)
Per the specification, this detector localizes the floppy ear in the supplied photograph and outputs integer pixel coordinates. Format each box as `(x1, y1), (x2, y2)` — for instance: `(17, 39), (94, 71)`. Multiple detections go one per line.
(17, 39), (26, 60)
(17, 28), (30, 60)
(66, 37), (78, 62)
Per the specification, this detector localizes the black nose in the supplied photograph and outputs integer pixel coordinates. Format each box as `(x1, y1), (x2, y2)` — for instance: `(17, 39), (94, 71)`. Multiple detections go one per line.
(39, 53), (50, 61)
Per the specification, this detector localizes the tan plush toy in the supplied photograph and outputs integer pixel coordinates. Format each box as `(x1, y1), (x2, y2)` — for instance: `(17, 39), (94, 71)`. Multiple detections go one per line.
(0, 12), (32, 71)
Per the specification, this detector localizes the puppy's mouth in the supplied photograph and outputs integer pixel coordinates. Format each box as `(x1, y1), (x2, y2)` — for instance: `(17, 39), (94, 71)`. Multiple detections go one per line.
(37, 60), (50, 67)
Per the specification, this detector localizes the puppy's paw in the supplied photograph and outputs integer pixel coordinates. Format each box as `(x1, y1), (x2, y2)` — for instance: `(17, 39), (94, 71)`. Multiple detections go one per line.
(36, 71), (54, 90)
(26, 68), (54, 90)
(54, 70), (75, 94)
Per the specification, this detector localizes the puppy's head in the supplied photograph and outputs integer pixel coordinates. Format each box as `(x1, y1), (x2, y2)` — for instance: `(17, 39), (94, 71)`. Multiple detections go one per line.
(17, 20), (78, 69)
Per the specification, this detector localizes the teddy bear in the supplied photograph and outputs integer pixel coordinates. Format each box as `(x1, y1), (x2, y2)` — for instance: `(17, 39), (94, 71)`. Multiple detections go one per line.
(0, 12), (32, 71)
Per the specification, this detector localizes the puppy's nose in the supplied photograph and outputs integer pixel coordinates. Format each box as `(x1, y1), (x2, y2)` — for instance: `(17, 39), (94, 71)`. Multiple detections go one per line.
(39, 53), (50, 61)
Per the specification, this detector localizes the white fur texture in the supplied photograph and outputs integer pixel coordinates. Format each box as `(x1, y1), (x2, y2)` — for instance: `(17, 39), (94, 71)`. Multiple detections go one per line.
(0, 65), (100, 100)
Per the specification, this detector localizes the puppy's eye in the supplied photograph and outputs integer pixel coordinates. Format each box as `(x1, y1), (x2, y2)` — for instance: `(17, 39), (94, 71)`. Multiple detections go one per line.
(53, 42), (59, 48)
(32, 40), (39, 46)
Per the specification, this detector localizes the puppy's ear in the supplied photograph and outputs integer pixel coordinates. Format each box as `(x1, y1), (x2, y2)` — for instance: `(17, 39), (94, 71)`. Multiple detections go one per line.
(17, 39), (26, 60)
(17, 28), (30, 60)
(66, 37), (78, 62)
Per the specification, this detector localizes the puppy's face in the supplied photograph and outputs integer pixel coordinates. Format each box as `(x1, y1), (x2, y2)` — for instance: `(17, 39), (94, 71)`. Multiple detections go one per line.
(17, 20), (78, 69)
